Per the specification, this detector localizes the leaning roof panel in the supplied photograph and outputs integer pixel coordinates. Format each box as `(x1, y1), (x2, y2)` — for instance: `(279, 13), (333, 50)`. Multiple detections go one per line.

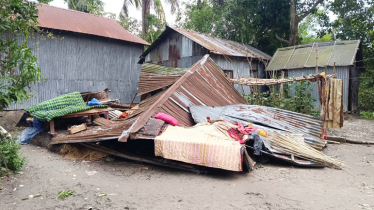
(139, 63), (188, 95)
(120, 55), (248, 141)
(36, 4), (150, 45)
(266, 40), (360, 71)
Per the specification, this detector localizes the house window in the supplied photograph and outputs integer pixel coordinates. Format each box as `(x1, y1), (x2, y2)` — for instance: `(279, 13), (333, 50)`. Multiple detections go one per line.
(223, 70), (234, 79)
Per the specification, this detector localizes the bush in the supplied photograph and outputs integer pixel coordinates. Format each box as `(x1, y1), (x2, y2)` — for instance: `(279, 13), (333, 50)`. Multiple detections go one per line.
(359, 69), (374, 112)
(0, 132), (26, 176)
(243, 80), (316, 115)
(360, 111), (374, 119)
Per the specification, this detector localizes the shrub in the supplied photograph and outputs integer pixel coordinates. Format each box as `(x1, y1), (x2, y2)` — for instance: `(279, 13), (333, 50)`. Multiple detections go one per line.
(360, 111), (374, 119)
(359, 68), (374, 112)
(244, 80), (316, 115)
(0, 132), (26, 176)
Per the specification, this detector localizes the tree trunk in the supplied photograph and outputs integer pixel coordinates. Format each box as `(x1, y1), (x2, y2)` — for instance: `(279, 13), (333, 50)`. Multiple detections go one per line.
(276, 0), (323, 47)
(141, 0), (151, 39)
(289, 0), (298, 46)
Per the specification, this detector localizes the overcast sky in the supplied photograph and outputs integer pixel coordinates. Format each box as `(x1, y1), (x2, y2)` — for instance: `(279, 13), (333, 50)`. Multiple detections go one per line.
(43, 0), (184, 26)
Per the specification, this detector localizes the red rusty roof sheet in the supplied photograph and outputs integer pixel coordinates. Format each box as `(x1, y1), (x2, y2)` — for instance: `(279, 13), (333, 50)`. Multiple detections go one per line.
(119, 55), (248, 142)
(139, 26), (271, 63)
(172, 27), (272, 60)
(36, 4), (150, 45)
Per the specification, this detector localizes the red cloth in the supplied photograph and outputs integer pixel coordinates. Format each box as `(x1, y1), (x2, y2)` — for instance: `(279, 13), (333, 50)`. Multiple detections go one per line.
(228, 128), (245, 144)
(235, 122), (260, 135)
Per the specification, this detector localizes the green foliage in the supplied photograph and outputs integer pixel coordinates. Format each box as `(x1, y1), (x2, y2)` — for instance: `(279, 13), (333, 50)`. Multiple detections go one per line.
(0, 132), (26, 177)
(298, 10), (332, 44)
(359, 69), (374, 111)
(177, 0), (290, 55)
(121, 0), (141, 17)
(360, 111), (374, 119)
(144, 14), (166, 43)
(244, 80), (316, 115)
(56, 190), (74, 200)
(0, 0), (44, 110)
(37, 0), (54, 4)
(323, 0), (374, 112)
(64, 0), (116, 18)
(118, 16), (141, 37)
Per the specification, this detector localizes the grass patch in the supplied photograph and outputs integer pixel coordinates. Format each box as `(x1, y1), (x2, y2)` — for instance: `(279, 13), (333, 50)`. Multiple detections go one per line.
(57, 190), (74, 200)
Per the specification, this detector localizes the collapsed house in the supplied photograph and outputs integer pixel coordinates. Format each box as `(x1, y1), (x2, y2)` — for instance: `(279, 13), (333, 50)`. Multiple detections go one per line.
(22, 55), (343, 172)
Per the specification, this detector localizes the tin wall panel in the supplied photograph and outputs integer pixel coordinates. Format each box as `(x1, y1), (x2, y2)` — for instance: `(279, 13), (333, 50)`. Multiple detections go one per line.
(7, 31), (144, 110)
(287, 66), (349, 112)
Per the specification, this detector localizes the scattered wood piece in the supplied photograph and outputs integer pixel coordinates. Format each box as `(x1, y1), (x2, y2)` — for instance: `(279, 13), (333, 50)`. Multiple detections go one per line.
(327, 136), (374, 145)
(93, 118), (112, 126)
(326, 140), (341, 144)
(244, 149), (256, 170)
(81, 143), (206, 174)
(68, 123), (87, 135)
(327, 136), (346, 143)
(346, 139), (374, 145)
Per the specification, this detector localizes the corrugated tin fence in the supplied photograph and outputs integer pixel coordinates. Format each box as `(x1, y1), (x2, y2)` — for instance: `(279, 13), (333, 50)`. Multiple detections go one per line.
(6, 30), (144, 110)
(287, 66), (349, 112)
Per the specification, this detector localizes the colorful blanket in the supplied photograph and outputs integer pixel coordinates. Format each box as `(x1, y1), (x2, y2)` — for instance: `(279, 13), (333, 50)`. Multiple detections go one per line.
(155, 123), (243, 171)
(26, 92), (107, 122)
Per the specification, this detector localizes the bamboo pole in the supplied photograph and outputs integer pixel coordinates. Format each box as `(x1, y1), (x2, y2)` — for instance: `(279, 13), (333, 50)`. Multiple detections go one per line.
(230, 73), (337, 86)
(316, 42), (319, 74)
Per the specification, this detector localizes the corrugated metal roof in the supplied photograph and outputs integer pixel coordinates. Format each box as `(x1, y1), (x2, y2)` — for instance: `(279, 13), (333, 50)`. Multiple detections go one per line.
(172, 27), (272, 60)
(139, 63), (188, 95)
(266, 40), (360, 71)
(120, 55), (248, 141)
(139, 26), (271, 63)
(36, 4), (150, 45)
(189, 105), (326, 150)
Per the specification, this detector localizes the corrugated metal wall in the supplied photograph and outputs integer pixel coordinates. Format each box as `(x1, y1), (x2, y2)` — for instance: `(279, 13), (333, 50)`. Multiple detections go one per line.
(145, 30), (208, 66)
(211, 55), (267, 94)
(287, 66), (349, 112)
(7, 30), (144, 110)
(144, 30), (267, 95)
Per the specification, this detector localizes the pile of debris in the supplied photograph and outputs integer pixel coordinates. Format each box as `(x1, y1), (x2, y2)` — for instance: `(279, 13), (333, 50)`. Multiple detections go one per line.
(18, 55), (345, 173)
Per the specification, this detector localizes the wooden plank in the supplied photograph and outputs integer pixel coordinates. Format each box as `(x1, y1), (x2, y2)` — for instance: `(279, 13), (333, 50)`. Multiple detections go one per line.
(61, 108), (109, 118)
(68, 123), (87, 134)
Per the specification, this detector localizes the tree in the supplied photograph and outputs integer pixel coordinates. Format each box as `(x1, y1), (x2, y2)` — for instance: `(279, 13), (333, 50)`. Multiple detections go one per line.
(37, 0), (53, 4)
(65, 0), (102, 12)
(118, 16), (141, 37)
(64, 0), (115, 18)
(177, 0), (291, 55)
(0, 0), (44, 110)
(121, 0), (180, 39)
(298, 10), (331, 44)
(144, 14), (166, 43)
(276, 0), (324, 46)
(326, 0), (374, 111)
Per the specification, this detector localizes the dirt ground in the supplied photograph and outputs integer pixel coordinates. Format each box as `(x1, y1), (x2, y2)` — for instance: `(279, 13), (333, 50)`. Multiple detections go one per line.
(1, 112), (374, 210)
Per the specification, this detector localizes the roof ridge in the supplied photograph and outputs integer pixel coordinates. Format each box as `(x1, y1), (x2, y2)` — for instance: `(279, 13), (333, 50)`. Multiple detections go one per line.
(171, 26), (253, 46)
(37, 3), (118, 23)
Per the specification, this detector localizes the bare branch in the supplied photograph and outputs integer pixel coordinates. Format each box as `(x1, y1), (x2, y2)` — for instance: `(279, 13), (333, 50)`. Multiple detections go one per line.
(297, 0), (323, 22)
(276, 34), (290, 46)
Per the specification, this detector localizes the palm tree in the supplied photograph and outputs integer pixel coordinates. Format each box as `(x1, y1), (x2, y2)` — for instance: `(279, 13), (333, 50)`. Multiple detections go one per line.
(64, 0), (103, 13)
(121, 0), (179, 39)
